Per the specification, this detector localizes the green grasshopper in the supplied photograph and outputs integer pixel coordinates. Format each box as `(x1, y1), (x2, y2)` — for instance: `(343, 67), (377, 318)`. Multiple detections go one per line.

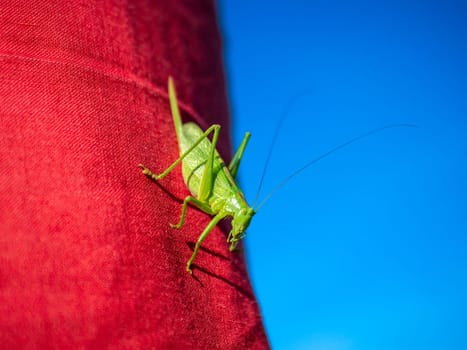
(140, 77), (415, 274)
(139, 77), (254, 274)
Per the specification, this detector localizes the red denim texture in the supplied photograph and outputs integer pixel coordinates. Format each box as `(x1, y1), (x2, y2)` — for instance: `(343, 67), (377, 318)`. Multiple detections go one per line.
(0, 1), (269, 348)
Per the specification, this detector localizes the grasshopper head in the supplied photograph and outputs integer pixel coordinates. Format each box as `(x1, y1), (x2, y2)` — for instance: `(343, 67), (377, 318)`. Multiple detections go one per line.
(228, 207), (255, 251)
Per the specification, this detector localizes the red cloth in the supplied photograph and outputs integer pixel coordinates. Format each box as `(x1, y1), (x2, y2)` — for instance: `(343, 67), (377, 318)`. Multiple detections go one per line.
(0, 1), (269, 348)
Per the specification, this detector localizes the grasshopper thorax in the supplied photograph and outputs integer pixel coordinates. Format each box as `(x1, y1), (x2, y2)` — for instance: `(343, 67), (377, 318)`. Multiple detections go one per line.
(228, 207), (255, 251)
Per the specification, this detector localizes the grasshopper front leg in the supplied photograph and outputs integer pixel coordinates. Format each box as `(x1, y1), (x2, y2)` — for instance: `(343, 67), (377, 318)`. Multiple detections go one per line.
(186, 212), (225, 274)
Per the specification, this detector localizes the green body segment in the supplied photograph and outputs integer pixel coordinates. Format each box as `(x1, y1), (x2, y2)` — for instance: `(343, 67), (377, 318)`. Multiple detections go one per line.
(177, 120), (246, 215)
(139, 77), (255, 274)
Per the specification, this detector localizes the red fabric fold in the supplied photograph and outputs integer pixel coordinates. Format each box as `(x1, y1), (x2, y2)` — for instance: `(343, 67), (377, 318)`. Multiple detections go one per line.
(0, 1), (269, 348)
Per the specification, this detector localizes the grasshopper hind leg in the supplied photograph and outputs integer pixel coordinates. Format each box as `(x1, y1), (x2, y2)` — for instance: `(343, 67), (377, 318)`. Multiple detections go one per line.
(139, 164), (159, 181)
(228, 131), (251, 178)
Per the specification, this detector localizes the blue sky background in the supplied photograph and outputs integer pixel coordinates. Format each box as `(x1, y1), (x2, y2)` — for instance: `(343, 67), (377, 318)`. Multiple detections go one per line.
(218, 1), (467, 349)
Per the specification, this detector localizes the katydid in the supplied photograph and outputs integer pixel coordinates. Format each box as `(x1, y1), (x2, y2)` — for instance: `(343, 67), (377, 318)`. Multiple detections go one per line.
(139, 77), (254, 274)
(139, 77), (416, 274)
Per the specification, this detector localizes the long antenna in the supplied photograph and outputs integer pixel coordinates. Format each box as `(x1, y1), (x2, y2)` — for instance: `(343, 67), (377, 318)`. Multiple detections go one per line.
(255, 123), (417, 211)
(253, 93), (311, 207)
